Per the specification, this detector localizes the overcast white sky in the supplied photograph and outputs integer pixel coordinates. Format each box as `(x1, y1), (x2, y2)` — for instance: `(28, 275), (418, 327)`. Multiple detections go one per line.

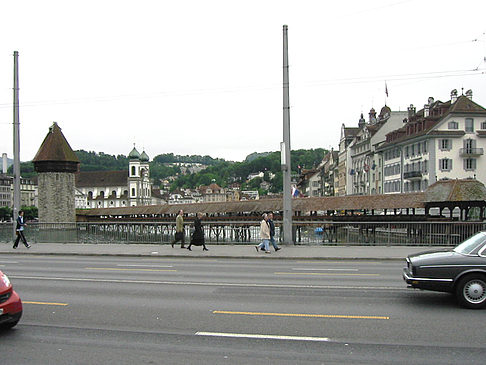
(1, 0), (485, 163)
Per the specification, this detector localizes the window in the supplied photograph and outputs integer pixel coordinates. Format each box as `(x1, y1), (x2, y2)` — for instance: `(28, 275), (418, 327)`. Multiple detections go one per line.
(464, 139), (476, 151)
(423, 141), (428, 153)
(131, 188), (136, 197)
(112, 190), (117, 198)
(440, 139), (451, 150)
(405, 146), (409, 157)
(481, 122), (486, 130)
(464, 158), (476, 171)
(439, 158), (452, 171)
(448, 121), (458, 129)
(465, 118), (474, 133)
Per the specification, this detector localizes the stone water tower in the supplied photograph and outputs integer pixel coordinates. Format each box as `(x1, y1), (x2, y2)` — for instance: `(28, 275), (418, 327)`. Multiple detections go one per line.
(33, 122), (80, 223)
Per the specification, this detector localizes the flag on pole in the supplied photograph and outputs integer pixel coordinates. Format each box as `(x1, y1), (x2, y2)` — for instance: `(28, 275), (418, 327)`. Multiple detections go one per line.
(385, 82), (389, 97)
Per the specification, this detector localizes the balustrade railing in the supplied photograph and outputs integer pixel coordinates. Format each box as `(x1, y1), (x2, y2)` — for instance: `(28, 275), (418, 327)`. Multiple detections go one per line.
(2, 221), (486, 246)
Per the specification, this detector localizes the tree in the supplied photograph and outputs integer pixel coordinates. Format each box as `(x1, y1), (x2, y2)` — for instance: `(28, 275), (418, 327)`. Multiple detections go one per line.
(21, 206), (38, 220)
(247, 177), (263, 190)
(0, 206), (12, 221)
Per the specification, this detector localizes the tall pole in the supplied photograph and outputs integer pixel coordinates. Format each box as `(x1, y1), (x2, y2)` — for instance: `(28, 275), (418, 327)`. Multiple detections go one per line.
(282, 25), (293, 244)
(12, 51), (20, 237)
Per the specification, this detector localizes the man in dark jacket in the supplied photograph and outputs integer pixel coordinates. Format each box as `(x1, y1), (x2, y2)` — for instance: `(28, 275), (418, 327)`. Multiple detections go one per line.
(267, 212), (280, 251)
(13, 210), (31, 249)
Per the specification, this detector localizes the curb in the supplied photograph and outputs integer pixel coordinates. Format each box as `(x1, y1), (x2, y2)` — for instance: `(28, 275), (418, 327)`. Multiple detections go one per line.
(0, 250), (405, 261)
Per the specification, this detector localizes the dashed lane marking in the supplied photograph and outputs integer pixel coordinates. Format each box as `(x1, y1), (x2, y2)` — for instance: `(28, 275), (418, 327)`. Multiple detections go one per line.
(116, 264), (174, 268)
(291, 268), (359, 271)
(85, 267), (177, 272)
(195, 332), (330, 342)
(275, 272), (379, 276)
(213, 310), (389, 320)
(23, 301), (68, 306)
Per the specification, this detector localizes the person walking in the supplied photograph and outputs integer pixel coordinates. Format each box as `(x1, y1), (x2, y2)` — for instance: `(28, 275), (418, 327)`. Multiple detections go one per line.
(187, 212), (208, 251)
(13, 210), (31, 249)
(255, 213), (271, 253)
(171, 209), (185, 248)
(267, 212), (281, 251)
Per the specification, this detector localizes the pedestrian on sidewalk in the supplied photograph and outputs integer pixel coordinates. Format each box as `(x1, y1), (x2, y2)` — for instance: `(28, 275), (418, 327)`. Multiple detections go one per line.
(267, 212), (280, 252)
(13, 210), (31, 249)
(171, 209), (185, 248)
(187, 212), (208, 251)
(255, 213), (270, 253)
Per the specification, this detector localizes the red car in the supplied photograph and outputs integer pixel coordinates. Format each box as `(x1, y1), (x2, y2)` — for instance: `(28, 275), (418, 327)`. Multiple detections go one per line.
(0, 270), (22, 329)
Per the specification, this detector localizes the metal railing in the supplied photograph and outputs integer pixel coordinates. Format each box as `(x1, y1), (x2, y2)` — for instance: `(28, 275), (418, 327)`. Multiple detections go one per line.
(2, 221), (486, 246)
(459, 147), (484, 156)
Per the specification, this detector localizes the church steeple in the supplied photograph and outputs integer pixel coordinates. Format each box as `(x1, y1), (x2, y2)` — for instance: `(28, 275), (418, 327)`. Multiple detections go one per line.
(358, 113), (366, 129)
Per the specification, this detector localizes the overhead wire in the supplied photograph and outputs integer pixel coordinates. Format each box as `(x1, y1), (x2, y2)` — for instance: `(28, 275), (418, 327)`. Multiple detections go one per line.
(0, 67), (483, 110)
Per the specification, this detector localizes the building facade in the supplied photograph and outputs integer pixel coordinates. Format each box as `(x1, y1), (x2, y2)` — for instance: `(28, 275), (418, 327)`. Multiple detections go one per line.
(348, 107), (407, 195)
(76, 146), (152, 208)
(336, 124), (359, 196)
(378, 90), (486, 193)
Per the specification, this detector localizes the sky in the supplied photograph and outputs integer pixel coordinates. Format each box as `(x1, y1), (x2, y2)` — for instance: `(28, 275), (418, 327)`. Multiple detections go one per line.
(1, 0), (485, 163)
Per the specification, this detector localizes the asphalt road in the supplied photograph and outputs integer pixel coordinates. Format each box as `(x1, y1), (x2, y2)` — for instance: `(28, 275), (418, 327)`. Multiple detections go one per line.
(1, 255), (485, 364)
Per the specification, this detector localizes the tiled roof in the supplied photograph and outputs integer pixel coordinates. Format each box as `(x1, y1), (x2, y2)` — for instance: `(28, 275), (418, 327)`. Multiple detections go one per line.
(448, 95), (486, 114)
(76, 179), (485, 218)
(344, 128), (359, 138)
(33, 123), (79, 163)
(382, 96), (486, 147)
(77, 192), (426, 217)
(425, 179), (486, 202)
(76, 170), (128, 188)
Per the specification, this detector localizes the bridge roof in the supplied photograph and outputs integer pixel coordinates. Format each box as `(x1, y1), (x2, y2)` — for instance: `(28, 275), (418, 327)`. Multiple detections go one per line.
(76, 179), (486, 218)
(76, 192), (426, 217)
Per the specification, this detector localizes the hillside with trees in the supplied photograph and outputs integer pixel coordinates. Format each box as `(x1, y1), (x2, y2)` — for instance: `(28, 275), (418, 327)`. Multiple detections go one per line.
(11, 148), (327, 194)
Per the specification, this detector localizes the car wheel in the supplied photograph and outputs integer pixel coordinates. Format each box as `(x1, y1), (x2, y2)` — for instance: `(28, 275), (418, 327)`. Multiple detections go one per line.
(455, 274), (486, 309)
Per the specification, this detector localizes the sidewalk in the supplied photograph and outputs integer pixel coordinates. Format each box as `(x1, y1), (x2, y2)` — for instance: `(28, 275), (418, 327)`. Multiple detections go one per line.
(0, 242), (449, 260)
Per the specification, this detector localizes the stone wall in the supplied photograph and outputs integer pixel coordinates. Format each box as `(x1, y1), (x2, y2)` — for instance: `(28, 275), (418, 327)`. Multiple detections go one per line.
(37, 172), (76, 222)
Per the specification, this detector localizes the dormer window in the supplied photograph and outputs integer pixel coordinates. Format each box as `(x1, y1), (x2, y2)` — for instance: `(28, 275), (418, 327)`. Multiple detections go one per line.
(448, 121), (458, 130)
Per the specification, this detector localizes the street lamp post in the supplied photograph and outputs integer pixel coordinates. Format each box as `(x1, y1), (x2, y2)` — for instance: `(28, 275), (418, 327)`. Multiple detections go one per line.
(12, 51), (20, 238)
(281, 25), (293, 244)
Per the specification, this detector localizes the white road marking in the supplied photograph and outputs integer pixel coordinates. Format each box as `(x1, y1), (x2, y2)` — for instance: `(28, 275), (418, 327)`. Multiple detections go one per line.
(116, 264), (174, 268)
(292, 268), (359, 271)
(0, 261), (18, 264)
(9, 275), (405, 291)
(195, 331), (330, 342)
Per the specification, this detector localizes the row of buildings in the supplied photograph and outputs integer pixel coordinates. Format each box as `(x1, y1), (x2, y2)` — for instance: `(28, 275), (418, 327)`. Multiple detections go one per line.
(297, 89), (486, 198)
(1, 144), (262, 212)
(2, 88), (485, 214)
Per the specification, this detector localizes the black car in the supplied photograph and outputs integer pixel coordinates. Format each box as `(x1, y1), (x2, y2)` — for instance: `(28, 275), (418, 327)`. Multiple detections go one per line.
(403, 231), (486, 309)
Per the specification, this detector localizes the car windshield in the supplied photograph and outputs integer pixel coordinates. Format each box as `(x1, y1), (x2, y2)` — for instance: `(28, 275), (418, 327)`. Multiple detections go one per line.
(453, 232), (486, 255)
